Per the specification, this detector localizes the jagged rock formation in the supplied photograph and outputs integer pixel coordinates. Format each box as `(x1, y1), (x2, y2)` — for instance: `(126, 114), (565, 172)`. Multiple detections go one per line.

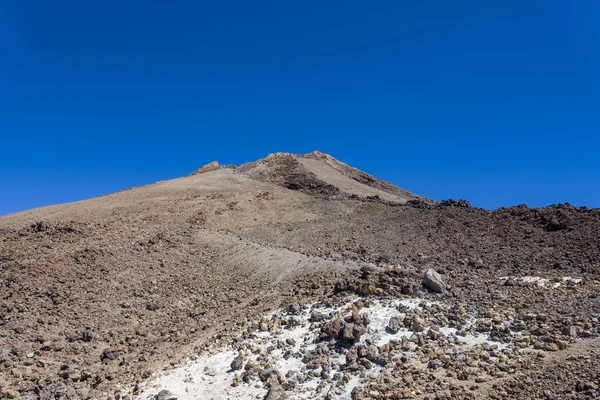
(190, 151), (425, 203)
(189, 161), (221, 175)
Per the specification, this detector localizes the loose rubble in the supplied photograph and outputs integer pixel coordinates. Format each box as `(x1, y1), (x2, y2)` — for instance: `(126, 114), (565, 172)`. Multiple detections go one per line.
(135, 292), (561, 400)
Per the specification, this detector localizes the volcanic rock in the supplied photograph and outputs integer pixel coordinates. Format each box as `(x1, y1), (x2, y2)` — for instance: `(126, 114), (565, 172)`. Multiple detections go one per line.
(423, 268), (445, 293)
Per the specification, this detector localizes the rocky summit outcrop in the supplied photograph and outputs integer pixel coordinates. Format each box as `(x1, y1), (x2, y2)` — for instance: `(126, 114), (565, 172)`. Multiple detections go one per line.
(191, 151), (424, 203)
(303, 150), (418, 200)
(188, 161), (221, 175)
(0, 151), (599, 400)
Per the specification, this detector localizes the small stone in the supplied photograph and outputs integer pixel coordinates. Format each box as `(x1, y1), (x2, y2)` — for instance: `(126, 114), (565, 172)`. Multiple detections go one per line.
(309, 311), (327, 323)
(387, 317), (401, 334)
(263, 383), (288, 400)
(259, 368), (279, 382)
(155, 390), (177, 400)
(562, 326), (578, 338)
(357, 345), (379, 362)
(287, 303), (301, 314)
(232, 374), (243, 387)
(411, 316), (426, 332)
(101, 348), (119, 361)
(230, 358), (244, 371)
(244, 361), (258, 371)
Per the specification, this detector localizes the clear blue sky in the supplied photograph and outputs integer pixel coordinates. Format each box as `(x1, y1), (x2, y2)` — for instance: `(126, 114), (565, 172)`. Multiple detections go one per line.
(1, 1), (599, 215)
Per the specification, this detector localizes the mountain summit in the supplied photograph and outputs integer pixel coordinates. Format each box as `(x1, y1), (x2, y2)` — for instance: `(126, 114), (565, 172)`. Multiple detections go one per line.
(192, 151), (422, 202)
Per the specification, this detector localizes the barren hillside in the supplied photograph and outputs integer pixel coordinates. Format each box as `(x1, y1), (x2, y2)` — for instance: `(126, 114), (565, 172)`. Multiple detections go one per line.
(0, 152), (599, 400)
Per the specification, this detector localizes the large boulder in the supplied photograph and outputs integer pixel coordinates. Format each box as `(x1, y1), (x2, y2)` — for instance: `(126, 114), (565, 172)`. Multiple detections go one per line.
(422, 268), (445, 293)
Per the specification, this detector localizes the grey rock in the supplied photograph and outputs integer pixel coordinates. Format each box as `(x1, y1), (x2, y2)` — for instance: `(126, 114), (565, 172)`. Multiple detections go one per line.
(423, 268), (445, 293)
(428, 359), (443, 369)
(259, 368), (279, 382)
(357, 345), (379, 362)
(101, 348), (118, 361)
(400, 283), (419, 295)
(345, 348), (358, 366)
(263, 383), (288, 400)
(156, 390), (177, 400)
(33, 221), (50, 232)
(230, 358), (244, 371)
(287, 303), (301, 314)
(387, 317), (401, 334)
(562, 326), (578, 338)
(411, 316), (426, 332)
(310, 311), (327, 323)
(342, 323), (365, 343)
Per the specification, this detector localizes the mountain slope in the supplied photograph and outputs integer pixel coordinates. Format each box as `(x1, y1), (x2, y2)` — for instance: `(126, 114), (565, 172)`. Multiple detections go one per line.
(0, 152), (599, 400)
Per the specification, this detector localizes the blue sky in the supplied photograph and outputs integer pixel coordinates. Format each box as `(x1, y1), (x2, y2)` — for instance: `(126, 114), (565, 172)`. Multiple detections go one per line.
(1, 0), (599, 215)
